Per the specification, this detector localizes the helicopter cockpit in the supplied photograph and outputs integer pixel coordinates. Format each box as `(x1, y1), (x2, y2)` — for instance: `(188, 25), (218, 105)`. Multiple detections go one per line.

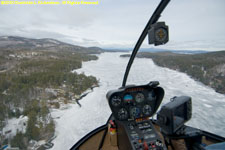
(106, 80), (193, 150)
(71, 0), (225, 149)
(107, 82), (165, 149)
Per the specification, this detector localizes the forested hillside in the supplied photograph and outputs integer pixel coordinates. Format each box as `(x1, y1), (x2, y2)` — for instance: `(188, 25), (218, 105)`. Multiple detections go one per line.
(0, 36), (100, 149)
(121, 51), (225, 94)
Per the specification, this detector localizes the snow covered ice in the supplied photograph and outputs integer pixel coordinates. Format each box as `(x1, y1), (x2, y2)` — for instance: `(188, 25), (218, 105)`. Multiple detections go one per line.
(50, 52), (225, 150)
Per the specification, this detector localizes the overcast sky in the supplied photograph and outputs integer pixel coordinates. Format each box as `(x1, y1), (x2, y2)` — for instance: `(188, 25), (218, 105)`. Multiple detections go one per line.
(0, 0), (225, 51)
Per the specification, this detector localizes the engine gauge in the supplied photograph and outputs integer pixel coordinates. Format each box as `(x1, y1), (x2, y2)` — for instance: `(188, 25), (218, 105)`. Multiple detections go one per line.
(135, 92), (145, 103)
(117, 108), (128, 120)
(130, 107), (141, 119)
(111, 95), (121, 107)
(142, 105), (152, 115)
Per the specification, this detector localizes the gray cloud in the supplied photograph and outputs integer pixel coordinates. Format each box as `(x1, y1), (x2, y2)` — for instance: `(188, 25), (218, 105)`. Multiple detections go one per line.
(0, 0), (225, 50)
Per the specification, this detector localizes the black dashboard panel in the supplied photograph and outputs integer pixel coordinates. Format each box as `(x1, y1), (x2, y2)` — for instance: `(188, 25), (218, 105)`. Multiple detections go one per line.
(106, 83), (164, 121)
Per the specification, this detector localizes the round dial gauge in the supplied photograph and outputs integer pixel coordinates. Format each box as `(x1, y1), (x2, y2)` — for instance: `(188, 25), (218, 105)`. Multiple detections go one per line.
(148, 91), (156, 101)
(111, 95), (121, 107)
(135, 92), (145, 103)
(130, 107), (141, 119)
(155, 28), (167, 42)
(117, 108), (128, 120)
(142, 105), (152, 115)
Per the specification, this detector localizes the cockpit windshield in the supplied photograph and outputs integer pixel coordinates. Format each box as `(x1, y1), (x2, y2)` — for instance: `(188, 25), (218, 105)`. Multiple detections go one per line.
(0, 0), (225, 150)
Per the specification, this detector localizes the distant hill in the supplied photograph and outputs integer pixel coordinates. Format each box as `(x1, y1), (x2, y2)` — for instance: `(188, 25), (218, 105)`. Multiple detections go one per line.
(0, 36), (104, 54)
(121, 51), (225, 94)
(139, 48), (209, 54)
(104, 47), (210, 54)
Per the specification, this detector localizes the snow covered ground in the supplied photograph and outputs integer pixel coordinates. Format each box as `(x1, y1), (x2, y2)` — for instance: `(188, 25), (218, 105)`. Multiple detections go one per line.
(50, 52), (225, 150)
(2, 116), (28, 139)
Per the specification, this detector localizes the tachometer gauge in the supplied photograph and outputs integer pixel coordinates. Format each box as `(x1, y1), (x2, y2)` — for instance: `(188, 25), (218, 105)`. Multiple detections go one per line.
(130, 107), (141, 119)
(117, 108), (128, 120)
(135, 92), (145, 103)
(142, 105), (152, 115)
(111, 95), (121, 107)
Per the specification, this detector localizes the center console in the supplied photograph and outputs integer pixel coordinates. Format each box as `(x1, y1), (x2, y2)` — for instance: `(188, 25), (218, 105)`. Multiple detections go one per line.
(106, 82), (167, 150)
(117, 119), (166, 150)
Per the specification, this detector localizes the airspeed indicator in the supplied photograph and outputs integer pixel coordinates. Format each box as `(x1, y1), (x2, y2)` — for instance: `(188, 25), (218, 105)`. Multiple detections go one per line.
(111, 95), (121, 107)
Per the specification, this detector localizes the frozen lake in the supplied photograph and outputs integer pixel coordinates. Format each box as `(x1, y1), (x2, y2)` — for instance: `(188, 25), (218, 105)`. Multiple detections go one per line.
(51, 52), (225, 150)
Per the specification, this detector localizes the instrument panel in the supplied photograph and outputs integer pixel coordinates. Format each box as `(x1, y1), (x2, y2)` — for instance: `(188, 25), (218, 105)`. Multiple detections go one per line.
(106, 83), (164, 121)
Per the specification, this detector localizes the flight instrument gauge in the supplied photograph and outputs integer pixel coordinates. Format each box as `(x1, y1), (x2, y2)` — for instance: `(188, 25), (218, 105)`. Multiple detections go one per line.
(130, 107), (141, 119)
(124, 94), (133, 104)
(135, 92), (145, 103)
(143, 105), (152, 115)
(148, 90), (156, 101)
(148, 22), (169, 46)
(117, 108), (128, 120)
(155, 28), (167, 42)
(111, 95), (121, 107)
